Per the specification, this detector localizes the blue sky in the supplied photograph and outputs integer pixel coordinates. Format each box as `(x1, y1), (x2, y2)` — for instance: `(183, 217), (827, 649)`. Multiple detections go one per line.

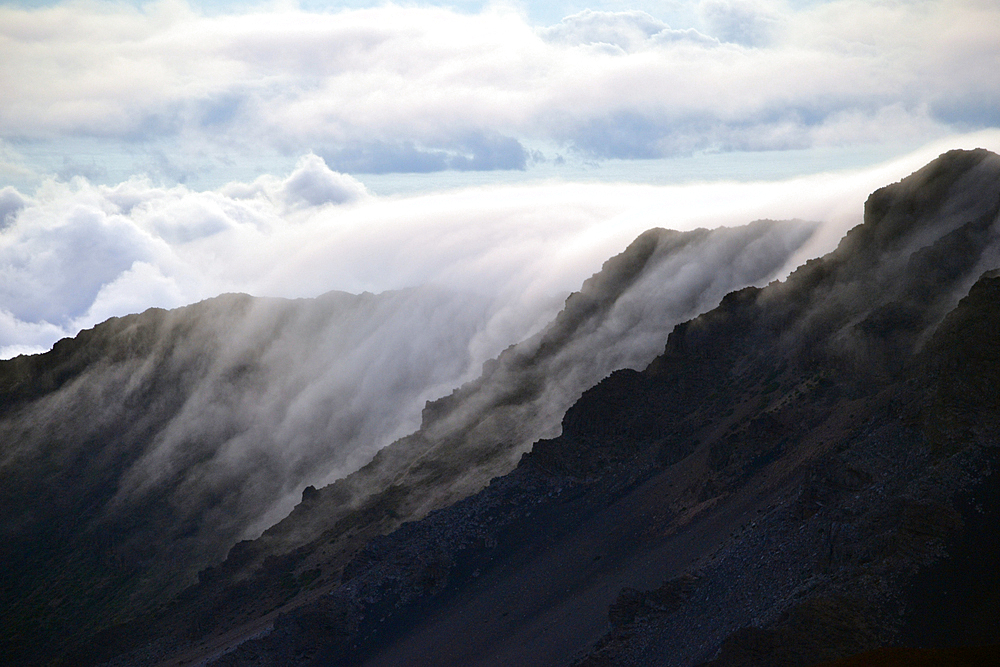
(1, 0), (999, 357)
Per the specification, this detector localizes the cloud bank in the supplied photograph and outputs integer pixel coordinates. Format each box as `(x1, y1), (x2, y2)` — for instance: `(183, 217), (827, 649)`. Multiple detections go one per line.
(1, 0), (998, 181)
(3, 131), (1000, 360)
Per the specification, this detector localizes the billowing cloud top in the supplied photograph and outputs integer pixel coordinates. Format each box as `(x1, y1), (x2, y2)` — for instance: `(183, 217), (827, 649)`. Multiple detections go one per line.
(222, 154), (368, 208)
(1, 0), (998, 180)
(5, 130), (1000, 359)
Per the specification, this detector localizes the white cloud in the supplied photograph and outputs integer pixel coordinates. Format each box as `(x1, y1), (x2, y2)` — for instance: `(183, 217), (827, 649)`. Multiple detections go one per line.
(0, 187), (26, 229)
(699, 0), (783, 47)
(541, 9), (718, 53)
(3, 130), (999, 359)
(0, 0), (996, 173)
(0, 307), (66, 359)
(221, 153), (368, 209)
(74, 260), (187, 326)
(278, 154), (369, 207)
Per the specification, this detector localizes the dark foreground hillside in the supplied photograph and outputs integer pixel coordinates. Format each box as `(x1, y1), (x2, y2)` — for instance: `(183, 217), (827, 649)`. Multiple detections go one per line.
(133, 147), (1000, 667)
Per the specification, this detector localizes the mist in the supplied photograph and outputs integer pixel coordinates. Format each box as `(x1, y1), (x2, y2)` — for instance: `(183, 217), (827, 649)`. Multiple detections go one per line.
(0, 219), (815, 602)
(364, 219), (821, 524)
(6, 132), (1000, 361)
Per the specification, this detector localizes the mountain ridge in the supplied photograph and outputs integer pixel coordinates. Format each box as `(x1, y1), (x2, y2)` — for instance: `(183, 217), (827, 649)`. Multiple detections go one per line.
(0, 286), (503, 665)
(163, 148), (1000, 667)
(0, 218), (815, 666)
(4, 149), (1000, 666)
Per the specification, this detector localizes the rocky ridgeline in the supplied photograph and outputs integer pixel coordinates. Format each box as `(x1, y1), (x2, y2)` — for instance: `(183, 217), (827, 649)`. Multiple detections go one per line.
(210, 219), (816, 584)
(7, 150), (1000, 666)
(2, 217), (815, 666)
(124, 149), (1000, 666)
(0, 287), (501, 666)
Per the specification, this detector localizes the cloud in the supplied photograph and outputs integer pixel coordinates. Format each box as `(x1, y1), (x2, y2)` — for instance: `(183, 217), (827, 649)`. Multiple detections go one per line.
(0, 194), (160, 324)
(0, 1), (997, 173)
(569, 112), (680, 159)
(373, 219), (820, 519)
(0, 306), (65, 359)
(318, 132), (530, 174)
(220, 153), (368, 208)
(101, 286), (503, 539)
(0, 187), (26, 229)
(0, 218), (818, 592)
(56, 158), (110, 183)
(78, 260), (188, 325)
(3, 130), (999, 361)
(0, 283), (508, 590)
(541, 9), (718, 53)
(320, 141), (450, 174)
(447, 132), (530, 171)
(2, 132), (1000, 593)
(699, 0), (782, 47)
(277, 154), (369, 206)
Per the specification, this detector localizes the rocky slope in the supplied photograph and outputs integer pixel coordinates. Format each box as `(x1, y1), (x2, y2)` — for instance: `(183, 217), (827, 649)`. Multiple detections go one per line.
(221, 219), (816, 581)
(0, 286), (505, 666)
(119, 148), (1000, 667)
(0, 219), (813, 666)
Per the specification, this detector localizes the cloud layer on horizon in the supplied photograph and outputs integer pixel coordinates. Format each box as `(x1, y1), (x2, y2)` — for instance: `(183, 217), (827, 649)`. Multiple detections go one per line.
(1, 0), (998, 181)
(4, 132), (1000, 360)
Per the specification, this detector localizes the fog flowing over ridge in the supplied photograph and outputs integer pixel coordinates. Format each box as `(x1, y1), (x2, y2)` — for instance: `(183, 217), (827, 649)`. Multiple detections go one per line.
(192, 148), (1000, 667)
(243, 219), (817, 570)
(4, 148), (1000, 667)
(4, 132), (1000, 360)
(21, 147), (996, 667)
(0, 216), (814, 662)
(0, 288), (496, 586)
(3, 0), (1000, 660)
(0, 218), (815, 554)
